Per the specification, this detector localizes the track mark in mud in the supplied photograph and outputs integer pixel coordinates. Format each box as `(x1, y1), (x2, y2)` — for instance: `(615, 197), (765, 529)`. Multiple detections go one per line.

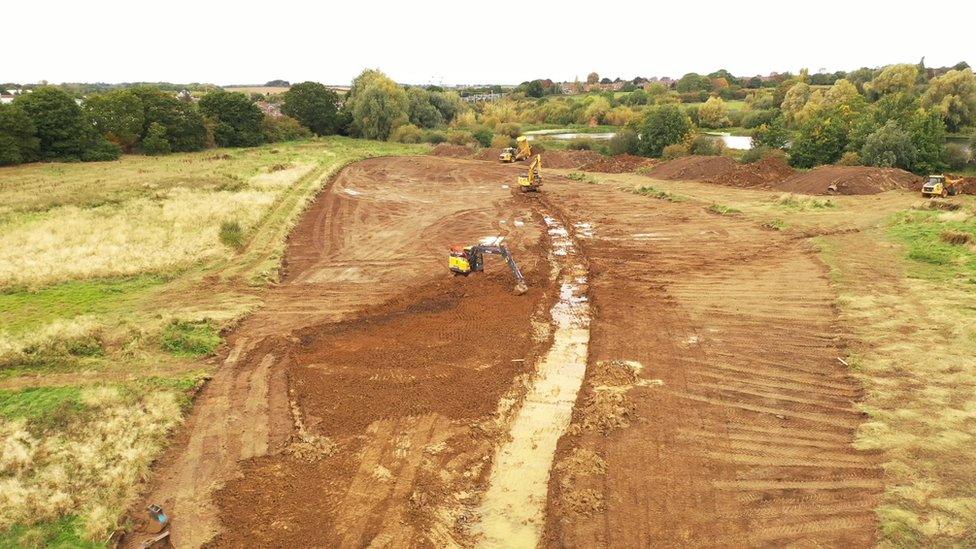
(475, 214), (591, 548)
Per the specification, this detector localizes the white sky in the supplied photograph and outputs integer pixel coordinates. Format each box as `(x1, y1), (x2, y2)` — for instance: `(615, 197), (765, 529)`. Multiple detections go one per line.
(5, 1), (973, 86)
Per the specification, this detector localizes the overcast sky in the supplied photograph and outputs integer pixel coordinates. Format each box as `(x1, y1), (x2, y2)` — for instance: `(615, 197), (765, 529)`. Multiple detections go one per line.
(6, 1), (973, 86)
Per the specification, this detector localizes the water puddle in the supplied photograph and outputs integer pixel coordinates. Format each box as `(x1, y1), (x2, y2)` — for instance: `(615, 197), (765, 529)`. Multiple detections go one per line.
(474, 214), (591, 547)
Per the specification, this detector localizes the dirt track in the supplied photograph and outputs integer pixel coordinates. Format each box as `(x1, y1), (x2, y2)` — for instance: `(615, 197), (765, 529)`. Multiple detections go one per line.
(127, 155), (881, 547)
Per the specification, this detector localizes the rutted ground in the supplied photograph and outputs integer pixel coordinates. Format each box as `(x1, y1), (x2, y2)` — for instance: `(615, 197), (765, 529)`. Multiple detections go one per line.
(540, 178), (882, 546)
(125, 157), (554, 547)
(126, 155), (900, 547)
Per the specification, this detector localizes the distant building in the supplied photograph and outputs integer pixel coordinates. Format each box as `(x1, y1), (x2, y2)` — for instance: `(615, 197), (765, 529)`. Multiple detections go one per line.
(0, 94), (14, 105)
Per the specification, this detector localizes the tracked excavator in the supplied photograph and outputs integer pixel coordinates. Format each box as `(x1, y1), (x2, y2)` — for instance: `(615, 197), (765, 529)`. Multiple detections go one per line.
(449, 237), (528, 295)
(499, 136), (532, 163)
(517, 154), (543, 193)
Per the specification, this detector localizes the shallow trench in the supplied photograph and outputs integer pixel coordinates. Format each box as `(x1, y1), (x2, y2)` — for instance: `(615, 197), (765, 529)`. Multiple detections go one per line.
(473, 212), (591, 547)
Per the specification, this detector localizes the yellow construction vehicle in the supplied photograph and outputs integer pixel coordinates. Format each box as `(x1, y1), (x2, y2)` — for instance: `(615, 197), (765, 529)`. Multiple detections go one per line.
(449, 238), (528, 295)
(922, 174), (963, 198)
(517, 154), (543, 192)
(499, 136), (532, 163)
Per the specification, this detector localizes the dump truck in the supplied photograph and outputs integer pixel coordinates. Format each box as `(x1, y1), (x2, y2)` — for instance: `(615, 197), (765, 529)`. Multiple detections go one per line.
(499, 136), (532, 163)
(922, 174), (963, 198)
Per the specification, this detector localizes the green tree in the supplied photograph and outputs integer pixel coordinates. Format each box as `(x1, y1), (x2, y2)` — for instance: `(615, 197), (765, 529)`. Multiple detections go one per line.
(823, 79), (864, 111)
(752, 116), (789, 149)
(85, 89), (145, 152)
(0, 104), (40, 165)
(860, 120), (917, 170)
(406, 87), (444, 128)
(14, 86), (119, 161)
(676, 73), (712, 93)
(428, 91), (462, 124)
(789, 105), (856, 168)
(634, 104), (694, 157)
(130, 86), (207, 152)
(142, 122), (171, 155)
(698, 96), (731, 128)
(346, 69), (409, 140)
(920, 68), (976, 132)
(281, 81), (342, 135)
(864, 64), (919, 98)
(198, 90), (265, 147)
(905, 108), (947, 174)
(586, 72), (599, 85)
(780, 82), (813, 126)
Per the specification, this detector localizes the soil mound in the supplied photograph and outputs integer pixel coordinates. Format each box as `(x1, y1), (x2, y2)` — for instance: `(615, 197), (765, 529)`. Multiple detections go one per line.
(542, 150), (603, 169)
(642, 155), (738, 182)
(774, 166), (922, 195)
(580, 154), (656, 173)
(642, 155), (795, 188)
(430, 144), (475, 158)
(475, 147), (505, 161)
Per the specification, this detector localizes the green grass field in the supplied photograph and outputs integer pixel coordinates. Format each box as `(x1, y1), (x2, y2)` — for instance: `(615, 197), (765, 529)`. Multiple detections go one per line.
(0, 136), (428, 542)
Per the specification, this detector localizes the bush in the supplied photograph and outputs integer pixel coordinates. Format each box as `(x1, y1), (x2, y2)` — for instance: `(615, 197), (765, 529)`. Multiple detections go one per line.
(491, 134), (514, 148)
(945, 143), (971, 170)
(662, 143), (690, 160)
(422, 129), (447, 144)
(495, 122), (522, 138)
(261, 115), (312, 143)
(80, 138), (122, 162)
(142, 122), (171, 155)
(567, 138), (596, 151)
(838, 151), (862, 166)
(690, 135), (726, 156)
(741, 109), (779, 129)
(608, 128), (638, 155)
(219, 220), (245, 250)
(162, 320), (221, 356)
(390, 124), (423, 144)
(741, 146), (788, 164)
(472, 127), (494, 148)
(0, 104), (40, 165)
(447, 130), (476, 146)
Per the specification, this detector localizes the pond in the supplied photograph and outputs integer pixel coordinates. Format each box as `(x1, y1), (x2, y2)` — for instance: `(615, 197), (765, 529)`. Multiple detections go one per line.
(704, 132), (753, 150)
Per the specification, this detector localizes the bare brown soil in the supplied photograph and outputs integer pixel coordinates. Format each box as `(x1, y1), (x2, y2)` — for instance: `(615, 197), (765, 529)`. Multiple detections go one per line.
(123, 156), (552, 547)
(774, 165), (922, 195)
(642, 155), (796, 188)
(579, 154), (656, 173)
(539, 177), (882, 547)
(542, 150), (603, 169)
(127, 155), (884, 547)
(429, 143), (475, 158)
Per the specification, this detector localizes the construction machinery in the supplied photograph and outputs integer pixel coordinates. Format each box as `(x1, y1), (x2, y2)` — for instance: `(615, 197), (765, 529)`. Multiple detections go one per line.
(517, 154), (543, 193)
(922, 174), (963, 198)
(449, 237), (528, 295)
(499, 136), (532, 163)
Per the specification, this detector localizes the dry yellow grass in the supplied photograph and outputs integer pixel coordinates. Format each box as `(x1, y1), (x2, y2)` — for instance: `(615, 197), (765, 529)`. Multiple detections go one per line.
(0, 386), (185, 538)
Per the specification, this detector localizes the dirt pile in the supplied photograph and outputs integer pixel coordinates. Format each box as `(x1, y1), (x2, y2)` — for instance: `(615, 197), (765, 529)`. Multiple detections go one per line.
(475, 147), (505, 161)
(542, 150), (603, 169)
(580, 154), (656, 173)
(642, 155), (795, 188)
(430, 143), (475, 158)
(774, 165), (922, 195)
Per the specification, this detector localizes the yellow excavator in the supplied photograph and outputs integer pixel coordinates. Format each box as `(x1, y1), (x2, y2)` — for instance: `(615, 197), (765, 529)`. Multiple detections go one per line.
(517, 154), (543, 193)
(499, 136), (532, 163)
(921, 174), (963, 198)
(449, 238), (528, 295)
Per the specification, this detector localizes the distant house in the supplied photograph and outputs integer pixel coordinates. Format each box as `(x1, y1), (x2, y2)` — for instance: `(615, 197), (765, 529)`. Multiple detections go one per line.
(0, 94), (14, 105)
(255, 101), (283, 118)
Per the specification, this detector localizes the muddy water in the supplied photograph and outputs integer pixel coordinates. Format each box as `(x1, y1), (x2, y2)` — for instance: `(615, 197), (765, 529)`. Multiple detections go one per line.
(474, 214), (591, 547)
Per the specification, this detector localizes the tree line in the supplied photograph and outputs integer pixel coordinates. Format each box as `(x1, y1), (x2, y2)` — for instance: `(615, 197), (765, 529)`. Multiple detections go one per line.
(0, 70), (463, 166)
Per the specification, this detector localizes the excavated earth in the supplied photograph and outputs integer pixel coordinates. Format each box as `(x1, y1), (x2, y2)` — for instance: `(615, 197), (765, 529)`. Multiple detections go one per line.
(126, 154), (883, 547)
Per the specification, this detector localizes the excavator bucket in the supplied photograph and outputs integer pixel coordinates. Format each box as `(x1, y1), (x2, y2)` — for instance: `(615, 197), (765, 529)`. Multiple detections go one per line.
(514, 282), (528, 295)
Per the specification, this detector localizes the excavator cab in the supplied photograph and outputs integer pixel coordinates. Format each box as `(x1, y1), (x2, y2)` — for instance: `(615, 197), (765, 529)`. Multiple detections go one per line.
(449, 245), (473, 274)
